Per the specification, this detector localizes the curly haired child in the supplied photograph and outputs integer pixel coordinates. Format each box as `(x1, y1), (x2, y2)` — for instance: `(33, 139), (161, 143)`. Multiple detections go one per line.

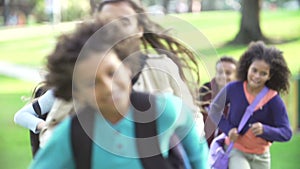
(209, 41), (292, 169)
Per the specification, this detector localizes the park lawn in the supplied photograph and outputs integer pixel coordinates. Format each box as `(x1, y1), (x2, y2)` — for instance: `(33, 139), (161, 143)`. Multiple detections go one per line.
(0, 35), (56, 66)
(270, 133), (300, 169)
(0, 22), (76, 67)
(1, 10), (299, 82)
(0, 75), (35, 169)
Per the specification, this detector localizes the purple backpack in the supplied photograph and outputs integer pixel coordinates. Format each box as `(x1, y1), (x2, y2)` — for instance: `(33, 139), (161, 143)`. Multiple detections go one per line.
(208, 87), (269, 169)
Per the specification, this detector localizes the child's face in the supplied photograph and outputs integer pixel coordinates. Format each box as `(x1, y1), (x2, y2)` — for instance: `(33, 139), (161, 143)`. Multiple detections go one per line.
(99, 1), (143, 59)
(247, 60), (271, 90)
(215, 61), (236, 88)
(100, 1), (141, 33)
(74, 51), (132, 120)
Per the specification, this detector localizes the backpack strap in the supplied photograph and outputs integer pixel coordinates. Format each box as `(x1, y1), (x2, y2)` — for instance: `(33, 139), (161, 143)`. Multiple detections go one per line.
(30, 100), (49, 157)
(71, 92), (181, 169)
(29, 84), (49, 157)
(29, 101), (41, 157)
(131, 92), (174, 169)
(71, 108), (95, 169)
(32, 100), (48, 120)
(32, 100), (42, 117)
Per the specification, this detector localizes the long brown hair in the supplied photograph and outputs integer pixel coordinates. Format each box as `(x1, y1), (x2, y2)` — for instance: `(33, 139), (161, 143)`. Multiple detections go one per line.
(46, 17), (132, 101)
(97, 0), (201, 97)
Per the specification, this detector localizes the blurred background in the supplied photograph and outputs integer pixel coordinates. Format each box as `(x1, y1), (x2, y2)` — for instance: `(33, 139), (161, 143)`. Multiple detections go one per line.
(0, 0), (299, 168)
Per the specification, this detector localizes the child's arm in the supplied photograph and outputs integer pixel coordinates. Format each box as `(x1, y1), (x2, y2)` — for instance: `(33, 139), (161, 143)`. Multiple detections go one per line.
(260, 96), (292, 142)
(208, 85), (234, 135)
(165, 95), (209, 169)
(14, 90), (55, 133)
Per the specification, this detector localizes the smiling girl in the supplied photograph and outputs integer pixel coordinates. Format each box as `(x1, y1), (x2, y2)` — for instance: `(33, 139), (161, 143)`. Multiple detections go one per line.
(209, 41), (292, 169)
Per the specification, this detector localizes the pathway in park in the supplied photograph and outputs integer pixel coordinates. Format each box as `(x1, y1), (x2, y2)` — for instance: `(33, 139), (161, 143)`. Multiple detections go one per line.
(0, 61), (43, 82)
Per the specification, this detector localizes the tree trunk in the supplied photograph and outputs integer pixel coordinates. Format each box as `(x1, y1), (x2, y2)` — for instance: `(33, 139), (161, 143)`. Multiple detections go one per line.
(187, 0), (193, 12)
(202, 0), (218, 11)
(90, 0), (96, 14)
(232, 0), (265, 44)
(3, 0), (10, 25)
(162, 0), (170, 13)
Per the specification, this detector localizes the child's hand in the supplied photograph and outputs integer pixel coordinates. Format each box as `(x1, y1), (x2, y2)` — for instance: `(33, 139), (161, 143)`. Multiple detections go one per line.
(37, 121), (46, 131)
(250, 122), (264, 136)
(228, 128), (239, 142)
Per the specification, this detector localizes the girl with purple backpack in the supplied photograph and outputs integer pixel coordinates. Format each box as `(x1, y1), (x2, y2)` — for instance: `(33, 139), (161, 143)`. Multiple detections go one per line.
(209, 41), (292, 169)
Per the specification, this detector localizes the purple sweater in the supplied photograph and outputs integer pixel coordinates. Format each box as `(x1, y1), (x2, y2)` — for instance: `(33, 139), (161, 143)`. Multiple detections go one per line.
(209, 81), (292, 142)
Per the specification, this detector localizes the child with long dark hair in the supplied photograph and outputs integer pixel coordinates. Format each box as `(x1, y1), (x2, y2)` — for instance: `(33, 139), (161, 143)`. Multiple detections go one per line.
(29, 17), (209, 169)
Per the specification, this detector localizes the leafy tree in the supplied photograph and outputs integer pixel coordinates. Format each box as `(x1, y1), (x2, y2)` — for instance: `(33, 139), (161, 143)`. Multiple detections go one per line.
(2, 0), (36, 25)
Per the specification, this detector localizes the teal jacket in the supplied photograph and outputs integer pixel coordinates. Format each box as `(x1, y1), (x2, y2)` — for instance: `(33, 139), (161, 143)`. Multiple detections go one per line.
(29, 93), (209, 169)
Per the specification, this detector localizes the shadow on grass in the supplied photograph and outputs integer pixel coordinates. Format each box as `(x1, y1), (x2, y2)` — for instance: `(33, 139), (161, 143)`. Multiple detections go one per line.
(214, 36), (300, 58)
(265, 36), (300, 45)
(224, 36), (300, 46)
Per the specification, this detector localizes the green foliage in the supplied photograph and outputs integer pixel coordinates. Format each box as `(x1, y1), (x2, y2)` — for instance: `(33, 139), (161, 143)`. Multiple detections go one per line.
(61, 4), (88, 22)
(32, 0), (90, 23)
(32, 0), (48, 23)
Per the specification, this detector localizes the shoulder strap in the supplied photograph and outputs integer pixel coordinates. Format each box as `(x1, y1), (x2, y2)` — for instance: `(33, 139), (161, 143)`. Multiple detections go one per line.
(226, 86), (269, 153)
(71, 92), (178, 169)
(29, 101), (41, 157)
(131, 92), (174, 169)
(30, 96), (48, 157)
(71, 108), (95, 169)
(32, 100), (42, 116)
(237, 86), (269, 132)
(131, 54), (148, 85)
(32, 100), (48, 120)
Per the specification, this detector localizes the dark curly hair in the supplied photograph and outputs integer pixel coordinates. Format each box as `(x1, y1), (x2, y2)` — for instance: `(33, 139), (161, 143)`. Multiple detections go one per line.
(237, 41), (290, 94)
(46, 17), (129, 101)
(97, 0), (200, 96)
(216, 56), (237, 67)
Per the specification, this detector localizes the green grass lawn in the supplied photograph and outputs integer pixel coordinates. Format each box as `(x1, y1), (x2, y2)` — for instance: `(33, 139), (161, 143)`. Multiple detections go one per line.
(1, 10), (300, 169)
(0, 76), (35, 168)
(0, 22), (76, 66)
(270, 133), (300, 169)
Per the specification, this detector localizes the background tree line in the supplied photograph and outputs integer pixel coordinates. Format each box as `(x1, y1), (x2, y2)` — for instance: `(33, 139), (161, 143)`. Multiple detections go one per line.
(0, 0), (299, 45)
